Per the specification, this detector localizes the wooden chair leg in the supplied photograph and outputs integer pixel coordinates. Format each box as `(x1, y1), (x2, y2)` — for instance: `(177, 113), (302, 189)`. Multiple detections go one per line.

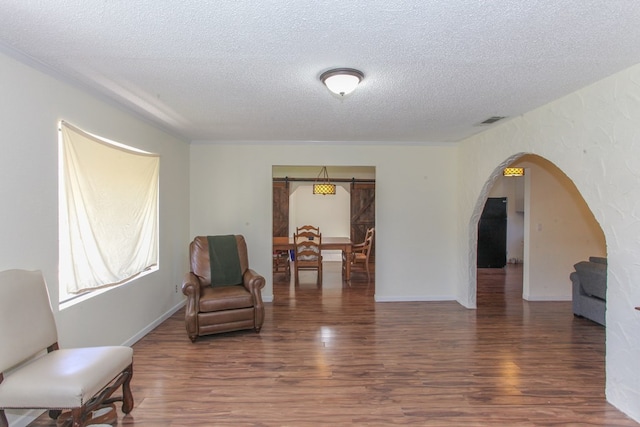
(70, 407), (84, 427)
(121, 364), (134, 414)
(56, 404), (117, 427)
(54, 363), (134, 427)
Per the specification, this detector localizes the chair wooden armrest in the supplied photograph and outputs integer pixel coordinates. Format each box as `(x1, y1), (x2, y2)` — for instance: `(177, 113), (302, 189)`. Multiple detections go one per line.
(342, 227), (374, 282)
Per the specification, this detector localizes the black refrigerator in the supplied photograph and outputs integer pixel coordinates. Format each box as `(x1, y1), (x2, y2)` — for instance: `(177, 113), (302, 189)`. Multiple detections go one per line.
(477, 197), (507, 268)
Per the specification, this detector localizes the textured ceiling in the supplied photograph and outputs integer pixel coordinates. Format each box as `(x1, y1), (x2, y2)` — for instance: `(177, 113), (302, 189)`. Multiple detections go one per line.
(2, 1), (640, 143)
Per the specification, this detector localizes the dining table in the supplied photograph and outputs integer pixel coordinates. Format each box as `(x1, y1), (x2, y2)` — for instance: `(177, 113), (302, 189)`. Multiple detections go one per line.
(273, 236), (353, 281)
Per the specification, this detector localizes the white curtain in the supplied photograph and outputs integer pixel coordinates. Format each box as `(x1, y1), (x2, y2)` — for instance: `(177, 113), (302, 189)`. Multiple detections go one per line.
(60, 121), (159, 295)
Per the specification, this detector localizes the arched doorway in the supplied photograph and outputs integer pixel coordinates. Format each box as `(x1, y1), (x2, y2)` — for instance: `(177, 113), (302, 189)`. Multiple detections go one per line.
(470, 154), (606, 303)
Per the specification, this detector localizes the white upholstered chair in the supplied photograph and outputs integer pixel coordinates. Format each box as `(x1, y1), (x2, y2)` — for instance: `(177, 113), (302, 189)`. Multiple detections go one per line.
(0, 269), (134, 427)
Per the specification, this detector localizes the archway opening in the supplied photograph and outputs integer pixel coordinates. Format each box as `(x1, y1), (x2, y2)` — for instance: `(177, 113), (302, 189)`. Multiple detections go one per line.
(271, 165), (376, 290)
(471, 154), (606, 305)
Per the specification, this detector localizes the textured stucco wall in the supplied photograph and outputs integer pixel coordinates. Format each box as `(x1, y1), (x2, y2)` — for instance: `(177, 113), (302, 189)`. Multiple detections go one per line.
(457, 64), (640, 421)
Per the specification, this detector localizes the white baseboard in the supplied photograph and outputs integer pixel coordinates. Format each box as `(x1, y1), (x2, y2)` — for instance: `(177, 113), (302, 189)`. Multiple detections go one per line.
(122, 299), (186, 346)
(523, 295), (572, 301)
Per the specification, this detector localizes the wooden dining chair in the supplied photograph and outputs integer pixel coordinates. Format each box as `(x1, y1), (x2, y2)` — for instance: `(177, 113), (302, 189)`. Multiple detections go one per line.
(343, 227), (374, 282)
(294, 231), (322, 285)
(272, 249), (291, 278)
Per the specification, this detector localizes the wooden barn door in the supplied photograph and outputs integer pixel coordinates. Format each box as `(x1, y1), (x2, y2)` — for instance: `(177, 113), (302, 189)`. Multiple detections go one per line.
(273, 180), (289, 237)
(350, 181), (375, 257)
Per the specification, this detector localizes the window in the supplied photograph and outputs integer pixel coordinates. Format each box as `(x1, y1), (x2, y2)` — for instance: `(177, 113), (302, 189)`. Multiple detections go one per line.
(58, 121), (160, 303)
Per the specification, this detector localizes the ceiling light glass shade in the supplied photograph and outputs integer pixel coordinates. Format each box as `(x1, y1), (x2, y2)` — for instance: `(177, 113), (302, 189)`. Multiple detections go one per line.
(320, 68), (364, 96)
(503, 167), (525, 177)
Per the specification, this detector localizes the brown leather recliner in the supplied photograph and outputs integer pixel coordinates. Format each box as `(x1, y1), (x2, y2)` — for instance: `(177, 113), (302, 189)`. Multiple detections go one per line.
(181, 235), (265, 342)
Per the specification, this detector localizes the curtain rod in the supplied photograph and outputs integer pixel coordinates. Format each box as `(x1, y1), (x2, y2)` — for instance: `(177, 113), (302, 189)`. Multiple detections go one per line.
(272, 177), (375, 183)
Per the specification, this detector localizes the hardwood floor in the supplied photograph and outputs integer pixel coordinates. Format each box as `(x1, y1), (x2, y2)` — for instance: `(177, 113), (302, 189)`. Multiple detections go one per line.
(31, 263), (637, 426)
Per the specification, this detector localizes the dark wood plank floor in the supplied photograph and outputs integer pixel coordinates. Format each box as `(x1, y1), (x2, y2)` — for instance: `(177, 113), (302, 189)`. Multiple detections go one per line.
(31, 263), (637, 426)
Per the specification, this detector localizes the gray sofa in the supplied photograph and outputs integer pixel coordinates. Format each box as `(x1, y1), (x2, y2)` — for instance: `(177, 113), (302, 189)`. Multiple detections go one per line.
(570, 256), (607, 326)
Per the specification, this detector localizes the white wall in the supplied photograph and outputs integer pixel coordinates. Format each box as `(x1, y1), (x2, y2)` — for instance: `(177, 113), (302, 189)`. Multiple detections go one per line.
(487, 176), (525, 263)
(516, 156), (606, 301)
(289, 182), (350, 260)
(0, 49), (190, 426)
(488, 157), (606, 301)
(190, 143), (459, 302)
(289, 182), (351, 238)
(273, 165), (375, 181)
(457, 64), (640, 421)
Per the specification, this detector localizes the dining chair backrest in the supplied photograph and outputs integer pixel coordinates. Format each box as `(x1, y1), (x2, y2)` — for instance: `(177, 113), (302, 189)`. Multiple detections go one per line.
(363, 227), (374, 244)
(293, 232), (323, 285)
(296, 225), (320, 236)
(353, 227), (374, 251)
(361, 230), (374, 257)
(294, 231), (321, 252)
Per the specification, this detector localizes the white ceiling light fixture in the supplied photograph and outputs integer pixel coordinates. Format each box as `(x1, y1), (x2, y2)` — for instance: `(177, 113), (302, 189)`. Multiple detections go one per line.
(320, 68), (364, 96)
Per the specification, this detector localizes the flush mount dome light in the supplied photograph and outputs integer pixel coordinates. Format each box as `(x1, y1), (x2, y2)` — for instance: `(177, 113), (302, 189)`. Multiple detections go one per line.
(320, 68), (364, 96)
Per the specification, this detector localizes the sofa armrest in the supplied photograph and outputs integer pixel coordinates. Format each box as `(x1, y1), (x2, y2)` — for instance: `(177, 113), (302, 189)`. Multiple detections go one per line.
(570, 271), (583, 292)
(573, 261), (607, 300)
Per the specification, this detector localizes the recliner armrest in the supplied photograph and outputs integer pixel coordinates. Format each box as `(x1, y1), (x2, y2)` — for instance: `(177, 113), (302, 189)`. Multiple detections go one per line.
(182, 272), (203, 300)
(182, 272), (203, 342)
(243, 269), (265, 332)
(243, 269), (266, 292)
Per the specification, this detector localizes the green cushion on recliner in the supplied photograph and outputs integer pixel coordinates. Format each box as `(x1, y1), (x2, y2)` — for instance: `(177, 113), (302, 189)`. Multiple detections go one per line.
(207, 235), (242, 287)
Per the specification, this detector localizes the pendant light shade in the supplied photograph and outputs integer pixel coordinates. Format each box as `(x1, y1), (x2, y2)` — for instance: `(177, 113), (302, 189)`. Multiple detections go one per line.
(503, 167), (525, 177)
(320, 68), (364, 96)
(313, 166), (336, 195)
